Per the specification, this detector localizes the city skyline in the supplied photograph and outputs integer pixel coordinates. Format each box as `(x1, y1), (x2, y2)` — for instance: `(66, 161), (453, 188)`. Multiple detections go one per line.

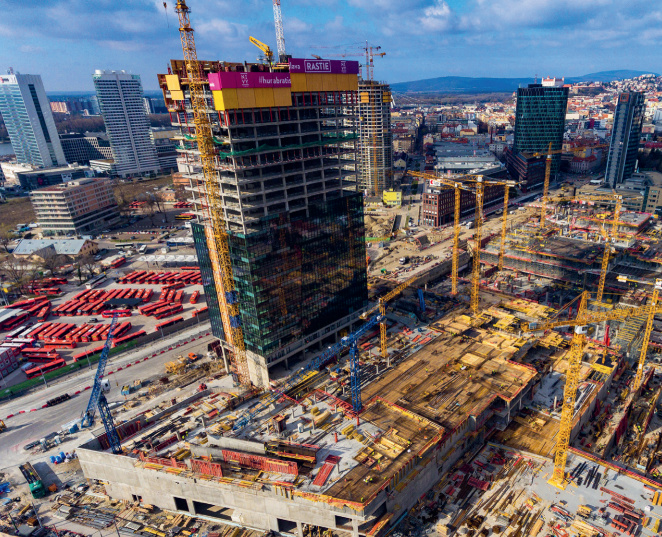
(1, 0), (661, 91)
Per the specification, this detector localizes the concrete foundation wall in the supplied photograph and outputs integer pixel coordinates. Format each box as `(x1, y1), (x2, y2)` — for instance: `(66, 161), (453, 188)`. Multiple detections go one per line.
(77, 446), (370, 536)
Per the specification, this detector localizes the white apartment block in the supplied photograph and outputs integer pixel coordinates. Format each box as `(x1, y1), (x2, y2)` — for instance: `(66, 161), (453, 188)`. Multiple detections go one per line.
(92, 70), (159, 178)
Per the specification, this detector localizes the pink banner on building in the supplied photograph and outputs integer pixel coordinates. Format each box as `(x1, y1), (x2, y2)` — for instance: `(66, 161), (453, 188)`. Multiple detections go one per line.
(208, 71), (291, 90)
(289, 58), (359, 75)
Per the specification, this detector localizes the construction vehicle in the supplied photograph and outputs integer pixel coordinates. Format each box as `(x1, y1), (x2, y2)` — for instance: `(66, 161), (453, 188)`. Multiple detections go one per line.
(19, 462), (46, 499)
(0, 419), (5, 432)
(249, 36), (274, 64)
(175, 1), (250, 386)
(521, 290), (662, 488)
(80, 315), (122, 454)
(166, 357), (189, 375)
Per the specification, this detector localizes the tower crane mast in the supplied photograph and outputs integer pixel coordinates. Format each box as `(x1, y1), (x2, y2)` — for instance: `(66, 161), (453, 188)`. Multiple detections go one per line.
(522, 142), (607, 228)
(174, 1), (250, 385)
(273, 0), (287, 62)
(81, 315), (122, 454)
(522, 291), (662, 487)
(409, 171), (515, 313)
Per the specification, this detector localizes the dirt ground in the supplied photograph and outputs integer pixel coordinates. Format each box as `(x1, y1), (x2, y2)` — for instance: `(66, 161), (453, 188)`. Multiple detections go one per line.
(113, 175), (173, 202)
(1, 197), (35, 229)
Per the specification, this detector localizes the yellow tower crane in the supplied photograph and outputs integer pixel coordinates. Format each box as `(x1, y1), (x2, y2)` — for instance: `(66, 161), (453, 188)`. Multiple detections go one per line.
(523, 143), (608, 228)
(574, 193), (622, 303)
(174, 1), (250, 385)
(361, 275), (419, 359)
(634, 279), (661, 392)
(409, 171), (476, 295)
(521, 291), (662, 487)
(409, 171), (515, 312)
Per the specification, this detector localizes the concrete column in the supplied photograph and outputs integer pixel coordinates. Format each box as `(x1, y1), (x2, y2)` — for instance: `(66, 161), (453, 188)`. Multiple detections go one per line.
(296, 521), (303, 537)
(220, 345), (230, 375)
(187, 499), (196, 514)
(351, 519), (360, 537)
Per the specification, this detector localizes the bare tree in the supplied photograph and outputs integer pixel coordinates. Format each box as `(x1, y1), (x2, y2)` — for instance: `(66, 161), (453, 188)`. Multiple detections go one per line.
(79, 255), (99, 278)
(0, 224), (15, 253)
(0, 255), (30, 292)
(143, 196), (157, 224)
(39, 249), (65, 276)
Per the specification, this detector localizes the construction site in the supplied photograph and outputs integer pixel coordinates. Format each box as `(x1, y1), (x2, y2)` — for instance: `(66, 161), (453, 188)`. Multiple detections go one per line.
(6, 3), (662, 537)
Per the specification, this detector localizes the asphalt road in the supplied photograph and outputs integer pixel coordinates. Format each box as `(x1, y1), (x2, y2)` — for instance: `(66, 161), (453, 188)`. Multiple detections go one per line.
(0, 322), (214, 470)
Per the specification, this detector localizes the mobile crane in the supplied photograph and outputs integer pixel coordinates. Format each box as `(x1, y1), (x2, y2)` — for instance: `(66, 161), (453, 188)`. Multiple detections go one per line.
(249, 36), (274, 64)
(81, 315), (122, 454)
(521, 290), (662, 487)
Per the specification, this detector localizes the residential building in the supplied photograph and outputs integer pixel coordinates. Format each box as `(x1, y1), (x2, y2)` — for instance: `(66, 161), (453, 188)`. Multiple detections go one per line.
(507, 82), (568, 189)
(30, 177), (120, 235)
(85, 132), (113, 159)
(12, 238), (98, 260)
(15, 164), (92, 192)
(422, 181), (505, 227)
(357, 80), (393, 196)
(143, 96), (155, 115)
(159, 57), (367, 386)
(605, 92), (646, 188)
(92, 70), (159, 177)
(59, 133), (110, 164)
(151, 127), (178, 173)
(0, 71), (66, 167)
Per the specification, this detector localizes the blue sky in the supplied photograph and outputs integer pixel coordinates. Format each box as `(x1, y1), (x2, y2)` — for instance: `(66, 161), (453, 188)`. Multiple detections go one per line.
(1, 0), (661, 92)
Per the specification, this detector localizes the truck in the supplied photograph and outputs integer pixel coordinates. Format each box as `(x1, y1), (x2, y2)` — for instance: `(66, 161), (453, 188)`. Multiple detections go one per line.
(121, 379), (142, 396)
(19, 462), (46, 498)
(399, 256), (410, 265)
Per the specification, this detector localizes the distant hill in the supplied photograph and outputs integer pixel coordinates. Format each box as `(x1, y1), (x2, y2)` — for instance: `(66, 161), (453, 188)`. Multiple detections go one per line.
(390, 70), (657, 94)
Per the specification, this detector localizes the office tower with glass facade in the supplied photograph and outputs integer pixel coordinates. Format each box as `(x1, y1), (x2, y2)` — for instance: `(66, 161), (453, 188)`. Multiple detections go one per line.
(0, 71), (66, 167)
(92, 70), (159, 177)
(605, 91), (645, 188)
(160, 58), (368, 386)
(508, 81), (568, 190)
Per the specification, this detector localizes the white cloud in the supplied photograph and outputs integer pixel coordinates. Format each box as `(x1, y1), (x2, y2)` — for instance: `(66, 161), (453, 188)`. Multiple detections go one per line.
(420, 0), (453, 31)
(196, 18), (248, 41)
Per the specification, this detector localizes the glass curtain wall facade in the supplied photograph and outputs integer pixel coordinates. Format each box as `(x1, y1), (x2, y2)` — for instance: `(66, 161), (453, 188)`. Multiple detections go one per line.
(0, 73), (66, 167)
(228, 194), (367, 359)
(192, 222), (226, 339)
(605, 92), (645, 188)
(512, 84), (568, 177)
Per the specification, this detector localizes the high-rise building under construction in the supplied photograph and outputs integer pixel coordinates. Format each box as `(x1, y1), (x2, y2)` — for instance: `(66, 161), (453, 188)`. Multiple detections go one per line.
(159, 58), (368, 386)
(357, 80), (393, 196)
